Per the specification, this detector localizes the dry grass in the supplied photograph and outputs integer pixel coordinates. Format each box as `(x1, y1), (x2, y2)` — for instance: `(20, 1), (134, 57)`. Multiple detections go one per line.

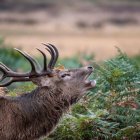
(0, 3), (140, 61)
(0, 23), (140, 61)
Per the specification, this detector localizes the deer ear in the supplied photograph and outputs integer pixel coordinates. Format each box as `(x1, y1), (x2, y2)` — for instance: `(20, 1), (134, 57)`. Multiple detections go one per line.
(55, 65), (65, 70)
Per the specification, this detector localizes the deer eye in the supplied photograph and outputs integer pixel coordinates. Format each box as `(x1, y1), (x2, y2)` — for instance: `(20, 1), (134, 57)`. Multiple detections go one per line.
(61, 74), (67, 78)
(61, 73), (71, 78)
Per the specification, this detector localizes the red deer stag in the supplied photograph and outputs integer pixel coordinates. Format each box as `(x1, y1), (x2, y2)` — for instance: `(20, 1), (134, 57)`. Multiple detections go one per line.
(0, 44), (96, 140)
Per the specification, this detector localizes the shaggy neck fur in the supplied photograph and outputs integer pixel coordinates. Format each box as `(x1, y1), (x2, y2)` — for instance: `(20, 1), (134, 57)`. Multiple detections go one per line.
(0, 86), (82, 140)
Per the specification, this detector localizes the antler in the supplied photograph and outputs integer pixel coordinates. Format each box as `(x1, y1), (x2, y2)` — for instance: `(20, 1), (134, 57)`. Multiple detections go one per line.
(0, 44), (59, 87)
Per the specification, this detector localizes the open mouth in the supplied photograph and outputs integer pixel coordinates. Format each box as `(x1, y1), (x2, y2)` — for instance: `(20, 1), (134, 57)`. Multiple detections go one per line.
(84, 70), (93, 80)
(85, 71), (96, 89)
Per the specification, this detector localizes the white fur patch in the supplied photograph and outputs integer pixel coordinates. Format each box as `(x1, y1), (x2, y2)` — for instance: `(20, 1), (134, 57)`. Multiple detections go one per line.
(91, 80), (96, 87)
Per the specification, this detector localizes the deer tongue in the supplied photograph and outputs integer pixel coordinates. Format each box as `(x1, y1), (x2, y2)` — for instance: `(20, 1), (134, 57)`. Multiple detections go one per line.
(85, 80), (96, 89)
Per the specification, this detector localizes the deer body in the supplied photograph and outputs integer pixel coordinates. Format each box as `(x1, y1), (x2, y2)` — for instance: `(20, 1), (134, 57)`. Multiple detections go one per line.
(0, 88), (68, 140)
(0, 44), (96, 140)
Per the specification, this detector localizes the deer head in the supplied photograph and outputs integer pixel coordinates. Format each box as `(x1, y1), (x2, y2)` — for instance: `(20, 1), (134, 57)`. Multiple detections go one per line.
(0, 44), (96, 94)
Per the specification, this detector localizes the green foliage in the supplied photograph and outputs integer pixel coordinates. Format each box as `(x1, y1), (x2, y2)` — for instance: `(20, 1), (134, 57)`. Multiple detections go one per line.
(131, 55), (140, 67)
(47, 49), (140, 140)
(8, 83), (36, 96)
(0, 39), (30, 71)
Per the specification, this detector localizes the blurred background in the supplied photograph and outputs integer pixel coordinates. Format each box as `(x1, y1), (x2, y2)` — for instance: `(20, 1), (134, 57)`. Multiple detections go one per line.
(0, 0), (140, 61)
(0, 1), (140, 139)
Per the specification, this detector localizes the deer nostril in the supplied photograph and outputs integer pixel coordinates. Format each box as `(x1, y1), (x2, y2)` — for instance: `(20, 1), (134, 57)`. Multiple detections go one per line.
(87, 66), (93, 70)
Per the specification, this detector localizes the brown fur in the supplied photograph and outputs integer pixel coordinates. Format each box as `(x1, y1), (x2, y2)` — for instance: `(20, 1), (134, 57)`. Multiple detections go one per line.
(0, 87), (8, 96)
(0, 67), (95, 140)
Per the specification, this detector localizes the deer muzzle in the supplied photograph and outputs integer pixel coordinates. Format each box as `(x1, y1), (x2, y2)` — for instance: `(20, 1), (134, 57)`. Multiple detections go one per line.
(83, 66), (96, 89)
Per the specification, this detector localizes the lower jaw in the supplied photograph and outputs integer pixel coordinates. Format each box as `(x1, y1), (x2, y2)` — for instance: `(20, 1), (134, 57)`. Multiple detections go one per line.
(85, 80), (96, 88)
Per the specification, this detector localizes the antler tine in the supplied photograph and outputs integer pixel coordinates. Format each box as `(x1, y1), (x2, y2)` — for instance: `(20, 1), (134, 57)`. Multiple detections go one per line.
(0, 62), (12, 82)
(0, 65), (7, 82)
(46, 48), (54, 69)
(48, 44), (59, 67)
(0, 63), (31, 86)
(0, 77), (30, 87)
(14, 48), (39, 75)
(0, 65), (6, 74)
(0, 78), (13, 87)
(0, 63), (31, 77)
(0, 62), (11, 71)
(0, 65), (20, 81)
(42, 43), (56, 69)
(36, 48), (47, 71)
